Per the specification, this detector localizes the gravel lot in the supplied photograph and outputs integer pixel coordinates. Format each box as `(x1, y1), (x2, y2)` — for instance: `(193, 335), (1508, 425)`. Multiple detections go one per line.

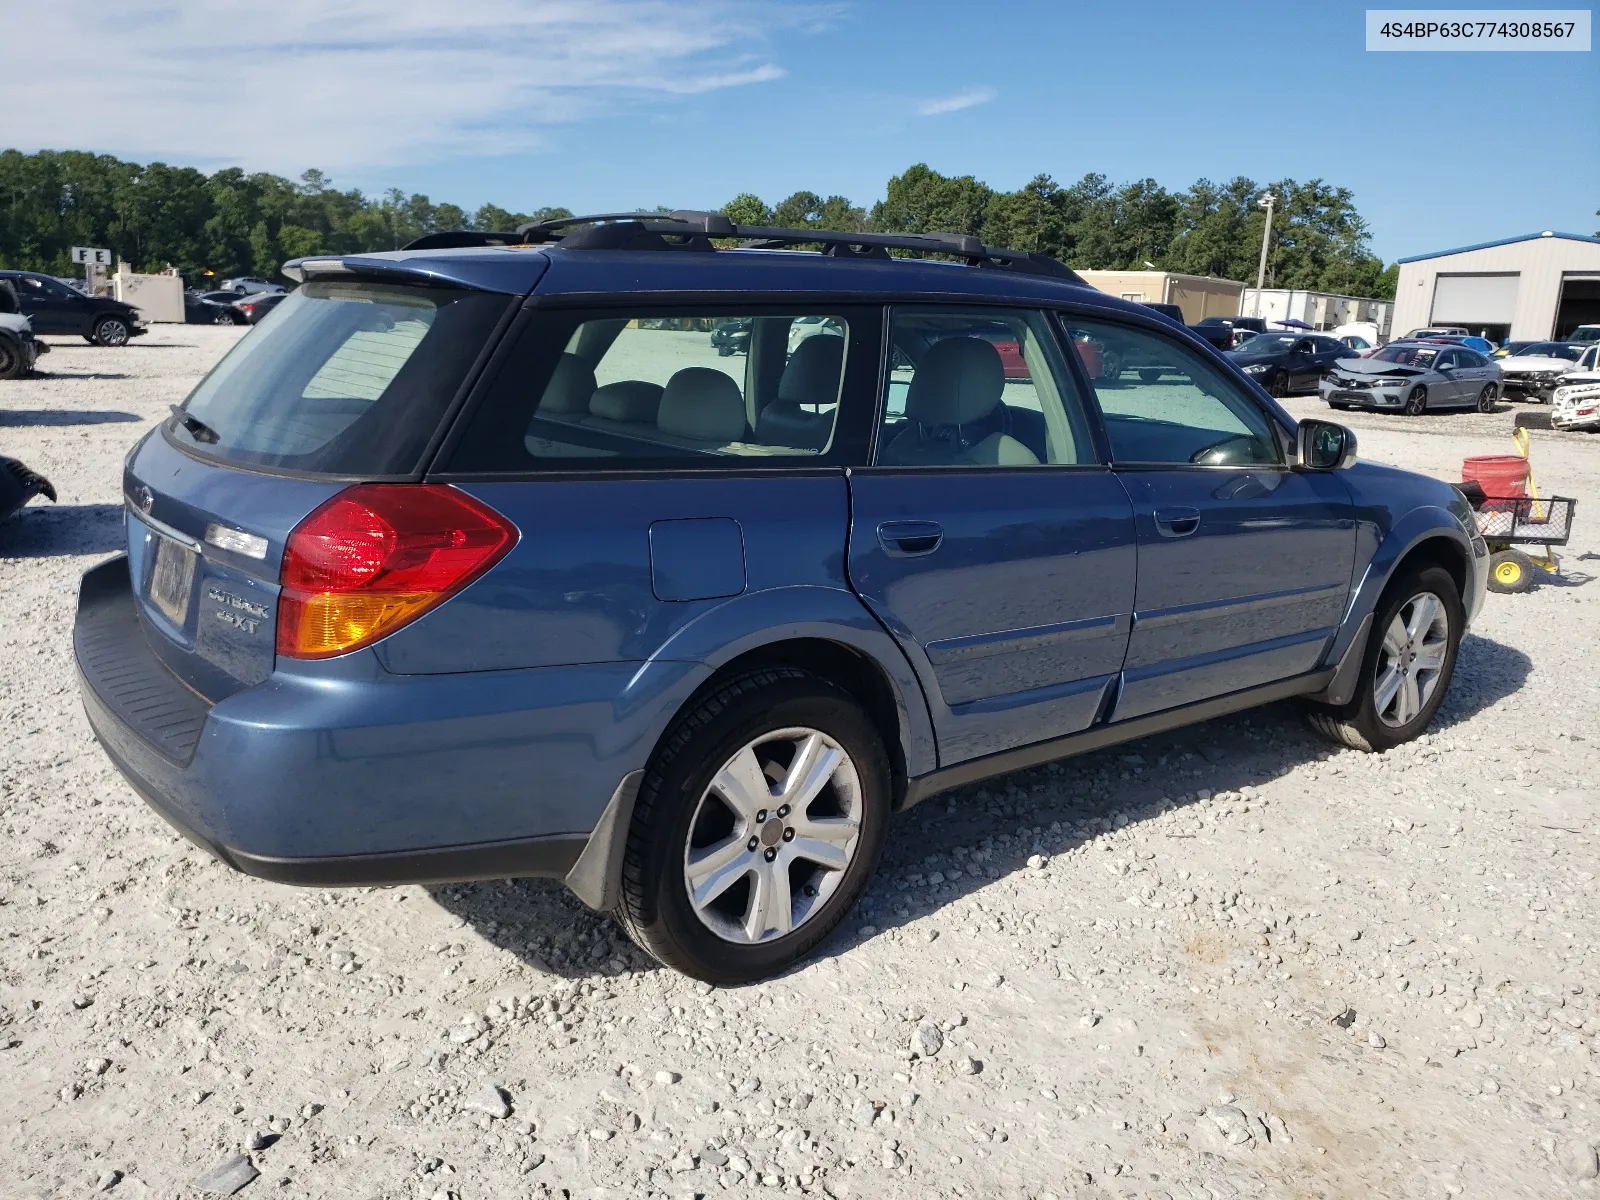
(3, 326), (1599, 1200)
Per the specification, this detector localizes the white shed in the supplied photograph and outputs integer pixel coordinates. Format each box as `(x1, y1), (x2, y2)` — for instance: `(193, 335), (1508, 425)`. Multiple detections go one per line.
(1391, 231), (1600, 344)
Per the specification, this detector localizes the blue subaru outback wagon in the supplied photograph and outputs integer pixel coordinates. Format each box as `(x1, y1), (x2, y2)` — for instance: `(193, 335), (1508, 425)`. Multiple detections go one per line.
(75, 212), (1488, 982)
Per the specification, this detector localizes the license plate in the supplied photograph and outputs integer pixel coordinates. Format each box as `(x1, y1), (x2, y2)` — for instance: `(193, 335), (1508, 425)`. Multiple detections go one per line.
(149, 534), (197, 626)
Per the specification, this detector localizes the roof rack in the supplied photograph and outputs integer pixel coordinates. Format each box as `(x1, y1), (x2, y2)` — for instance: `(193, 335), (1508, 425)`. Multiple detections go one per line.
(414, 210), (1083, 284)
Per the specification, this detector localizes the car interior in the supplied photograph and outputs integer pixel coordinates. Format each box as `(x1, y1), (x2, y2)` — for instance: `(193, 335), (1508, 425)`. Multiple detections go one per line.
(522, 314), (848, 461)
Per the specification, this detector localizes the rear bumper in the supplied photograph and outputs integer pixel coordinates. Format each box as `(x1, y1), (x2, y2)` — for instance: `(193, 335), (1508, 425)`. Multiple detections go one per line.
(73, 556), (643, 887)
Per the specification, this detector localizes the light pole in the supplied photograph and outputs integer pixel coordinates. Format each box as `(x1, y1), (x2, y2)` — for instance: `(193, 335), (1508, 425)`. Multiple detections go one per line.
(1253, 191), (1276, 318)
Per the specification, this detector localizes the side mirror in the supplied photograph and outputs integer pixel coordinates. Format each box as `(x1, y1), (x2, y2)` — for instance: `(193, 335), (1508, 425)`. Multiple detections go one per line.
(1297, 419), (1357, 470)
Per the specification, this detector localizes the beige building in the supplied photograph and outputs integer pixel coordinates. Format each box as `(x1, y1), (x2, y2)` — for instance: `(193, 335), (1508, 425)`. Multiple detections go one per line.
(1077, 271), (1245, 323)
(112, 262), (185, 323)
(1391, 231), (1600, 343)
(1238, 289), (1393, 337)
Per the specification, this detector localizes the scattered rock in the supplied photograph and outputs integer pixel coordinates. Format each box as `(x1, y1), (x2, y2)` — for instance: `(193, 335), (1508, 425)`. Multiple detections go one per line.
(192, 1154), (259, 1196)
(909, 1023), (944, 1058)
(1367, 1031), (1387, 1049)
(1204, 1105), (1254, 1146)
(1555, 1141), (1599, 1180)
(462, 1085), (512, 1120)
(956, 1056), (981, 1076)
(95, 1170), (121, 1192)
(653, 1070), (681, 1085)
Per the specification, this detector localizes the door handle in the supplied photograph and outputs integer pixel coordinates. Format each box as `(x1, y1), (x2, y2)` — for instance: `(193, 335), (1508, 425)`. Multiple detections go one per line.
(1153, 507), (1201, 538)
(877, 520), (944, 558)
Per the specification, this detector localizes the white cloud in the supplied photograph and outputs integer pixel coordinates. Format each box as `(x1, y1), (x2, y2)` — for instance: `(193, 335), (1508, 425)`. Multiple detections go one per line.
(916, 86), (996, 117)
(16, 1), (805, 172)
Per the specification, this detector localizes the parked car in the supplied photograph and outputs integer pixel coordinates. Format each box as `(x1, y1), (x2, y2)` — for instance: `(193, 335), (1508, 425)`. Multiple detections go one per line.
(1404, 326), (1468, 339)
(1321, 341), (1500, 414)
(184, 291), (242, 325)
(786, 314), (845, 355)
(1142, 302), (1185, 324)
(198, 290), (252, 317)
(1491, 340), (1536, 359)
(1497, 341), (1588, 402)
(1331, 333), (1376, 354)
(74, 212), (1488, 983)
(232, 291), (289, 324)
(1566, 324), (1600, 345)
(710, 317), (752, 356)
(1552, 344), (1600, 431)
(0, 269), (147, 346)
(1192, 315), (1268, 351)
(0, 278), (46, 379)
(1225, 332), (1350, 397)
(219, 277), (285, 295)
(1419, 333), (1495, 355)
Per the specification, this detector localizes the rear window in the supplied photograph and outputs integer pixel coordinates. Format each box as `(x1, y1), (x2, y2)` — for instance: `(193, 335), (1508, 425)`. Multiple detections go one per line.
(168, 281), (511, 475)
(447, 308), (868, 472)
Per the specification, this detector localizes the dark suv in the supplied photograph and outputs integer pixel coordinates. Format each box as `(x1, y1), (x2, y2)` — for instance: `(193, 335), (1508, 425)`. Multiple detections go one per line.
(0, 271), (148, 346)
(74, 212), (1488, 982)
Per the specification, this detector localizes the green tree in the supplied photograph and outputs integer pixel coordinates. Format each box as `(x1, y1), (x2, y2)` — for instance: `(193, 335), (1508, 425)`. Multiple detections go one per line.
(720, 192), (774, 226)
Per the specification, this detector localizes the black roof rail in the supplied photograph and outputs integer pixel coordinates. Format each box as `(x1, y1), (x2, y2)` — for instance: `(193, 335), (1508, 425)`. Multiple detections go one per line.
(509, 209), (1085, 284)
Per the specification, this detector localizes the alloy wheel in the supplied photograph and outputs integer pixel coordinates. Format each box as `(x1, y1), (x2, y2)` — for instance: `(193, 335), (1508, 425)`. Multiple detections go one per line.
(97, 319), (129, 347)
(683, 727), (862, 945)
(1373, 592), (1450, 728)
(1477, 386), (1495, 413)
(1404, 387), (1427, 416)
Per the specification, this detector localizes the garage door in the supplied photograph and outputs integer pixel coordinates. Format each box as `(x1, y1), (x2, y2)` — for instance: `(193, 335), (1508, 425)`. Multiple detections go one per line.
(1431, 273), (1520, 324)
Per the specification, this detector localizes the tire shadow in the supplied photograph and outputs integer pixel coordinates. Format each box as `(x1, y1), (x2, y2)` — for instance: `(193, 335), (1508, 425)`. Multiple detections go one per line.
(0, 503), (125, 557)
(0, 408), (139, 425)
(427, 878), (657, 982)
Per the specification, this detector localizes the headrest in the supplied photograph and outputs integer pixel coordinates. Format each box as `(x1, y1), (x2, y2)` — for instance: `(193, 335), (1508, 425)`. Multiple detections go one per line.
(905, 336), (1004, 427)
(589, 380), (664, 423)
(778, 333), (846, 405)
(538, 353), (596, 415)
(657, 368), (746, 442)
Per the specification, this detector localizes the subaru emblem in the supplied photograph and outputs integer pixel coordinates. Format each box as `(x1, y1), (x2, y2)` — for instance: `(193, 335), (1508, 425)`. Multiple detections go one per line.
(137, 486), (154, 514)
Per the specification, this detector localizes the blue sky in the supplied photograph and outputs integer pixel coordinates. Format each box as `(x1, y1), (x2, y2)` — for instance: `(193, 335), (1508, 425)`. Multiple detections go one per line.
(22, 0), (1600, 262)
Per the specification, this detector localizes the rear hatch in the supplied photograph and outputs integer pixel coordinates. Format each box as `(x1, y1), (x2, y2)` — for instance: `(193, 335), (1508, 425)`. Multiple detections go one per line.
(122, 274), (521, 700)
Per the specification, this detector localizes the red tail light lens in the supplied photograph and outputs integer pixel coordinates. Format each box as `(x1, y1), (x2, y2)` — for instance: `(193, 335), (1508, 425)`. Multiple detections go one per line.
(277, 484), (516, 659)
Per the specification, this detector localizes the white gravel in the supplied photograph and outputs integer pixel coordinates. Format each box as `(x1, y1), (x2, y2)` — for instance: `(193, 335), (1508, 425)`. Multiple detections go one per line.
(2, 325), (1599, 1199)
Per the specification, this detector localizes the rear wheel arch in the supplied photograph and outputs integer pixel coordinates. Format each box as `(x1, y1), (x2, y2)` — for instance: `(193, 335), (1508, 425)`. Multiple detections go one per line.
(674, 638), (911, 808)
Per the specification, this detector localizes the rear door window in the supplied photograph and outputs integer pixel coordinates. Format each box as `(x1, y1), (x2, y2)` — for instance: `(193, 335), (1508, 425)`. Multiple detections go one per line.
(168, 281), (512, 475)
(445, 307), (878, 472)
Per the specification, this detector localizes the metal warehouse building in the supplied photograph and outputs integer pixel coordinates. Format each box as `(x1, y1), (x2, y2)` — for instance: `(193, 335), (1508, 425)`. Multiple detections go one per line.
(1391, 230), (1600, 344)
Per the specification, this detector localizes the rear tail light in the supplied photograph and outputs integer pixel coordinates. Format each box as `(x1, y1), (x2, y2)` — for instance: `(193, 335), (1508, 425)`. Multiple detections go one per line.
(277, 484), (516, 659)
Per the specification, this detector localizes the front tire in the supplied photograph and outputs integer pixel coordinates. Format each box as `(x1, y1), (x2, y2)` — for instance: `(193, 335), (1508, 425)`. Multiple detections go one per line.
(1403, 386), (1428, 416)
(92, 317), (130, 347)
(617, 668), (891, 983)
(1266, 371), (1288, 399)
(0, 336), (22, 380)
(1306, 565), (1462, 752)
(1476, 385), (1496, 414)
(1137, 368), (1163, 384)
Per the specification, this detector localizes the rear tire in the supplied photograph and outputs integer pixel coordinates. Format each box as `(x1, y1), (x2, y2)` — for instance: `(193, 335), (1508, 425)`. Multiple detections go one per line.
(1306, 565), (1462, 752)
(1487, 548), (1534, 594)
(617, 668), (891, 984)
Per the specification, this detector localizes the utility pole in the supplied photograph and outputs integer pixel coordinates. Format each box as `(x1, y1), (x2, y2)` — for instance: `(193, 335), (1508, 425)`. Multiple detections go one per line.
(1254, 191), (1276, 318)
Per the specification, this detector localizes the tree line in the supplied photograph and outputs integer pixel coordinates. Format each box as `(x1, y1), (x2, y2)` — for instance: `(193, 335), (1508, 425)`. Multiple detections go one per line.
(0, 149), (1396, 298)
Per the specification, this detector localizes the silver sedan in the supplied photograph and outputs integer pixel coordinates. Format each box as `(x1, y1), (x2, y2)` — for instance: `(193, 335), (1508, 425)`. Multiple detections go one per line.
(1321, 341), (1501, 415)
